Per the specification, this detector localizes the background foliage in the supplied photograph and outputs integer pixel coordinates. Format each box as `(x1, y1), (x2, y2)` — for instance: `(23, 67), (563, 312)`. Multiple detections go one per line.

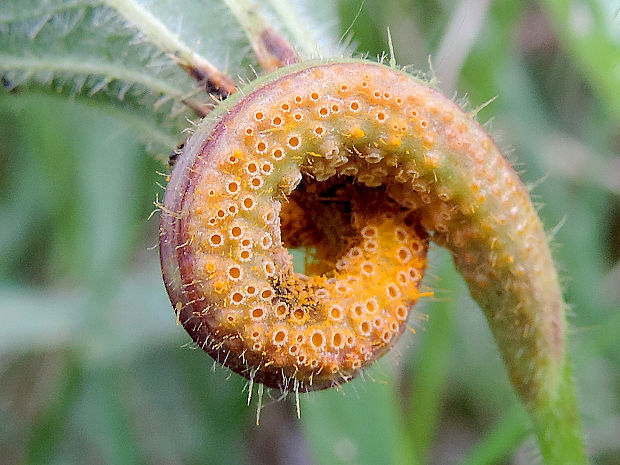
(1, 0), (619, 464)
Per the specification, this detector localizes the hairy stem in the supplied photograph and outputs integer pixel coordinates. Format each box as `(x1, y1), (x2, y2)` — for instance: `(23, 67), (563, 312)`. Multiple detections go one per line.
(105, 0), (236, 95)
(0, 55), (185, 99)
(222, 0), (299, 71)
(532, 357), (587, 464)
(158, 58), (588, 465)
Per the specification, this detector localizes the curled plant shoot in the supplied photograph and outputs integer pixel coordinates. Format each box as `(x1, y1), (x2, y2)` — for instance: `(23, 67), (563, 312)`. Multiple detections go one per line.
(158, 26), (586, 465)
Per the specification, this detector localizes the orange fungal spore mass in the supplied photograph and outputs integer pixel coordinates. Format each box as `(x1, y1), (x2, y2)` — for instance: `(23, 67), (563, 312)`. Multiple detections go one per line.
(160, 61), (563, 397)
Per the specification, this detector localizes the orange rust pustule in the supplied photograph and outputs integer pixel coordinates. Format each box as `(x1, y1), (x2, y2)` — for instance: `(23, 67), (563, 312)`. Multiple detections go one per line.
(162, 184), (428, 391)
(162, 180), (428, 391)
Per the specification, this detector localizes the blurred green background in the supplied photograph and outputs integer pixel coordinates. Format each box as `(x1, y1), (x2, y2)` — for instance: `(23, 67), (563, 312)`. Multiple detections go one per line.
(1, 0), (619, 464)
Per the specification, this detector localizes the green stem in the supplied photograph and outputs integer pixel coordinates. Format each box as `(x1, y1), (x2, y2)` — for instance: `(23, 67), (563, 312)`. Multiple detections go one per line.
(222, 0), (300, 71)
(105, 0), (236, 93)
(530, 356), (587, 465)
(0, 55), (186, 100)
(104, 0), (206, 65)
